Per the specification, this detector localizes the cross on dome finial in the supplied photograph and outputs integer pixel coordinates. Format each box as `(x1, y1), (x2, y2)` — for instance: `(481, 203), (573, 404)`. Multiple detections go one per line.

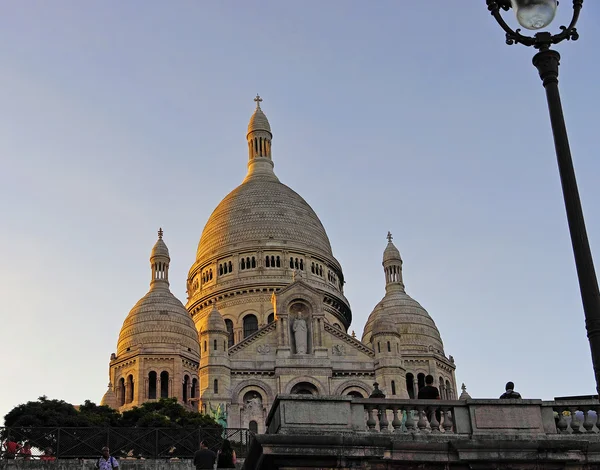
(387, 231), (393, 243)
(158, 228), (163, 239)
(254, 94), (263, 109)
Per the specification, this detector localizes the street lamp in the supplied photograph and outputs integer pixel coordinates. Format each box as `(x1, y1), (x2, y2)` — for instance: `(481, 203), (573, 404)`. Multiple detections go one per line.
(485, 1), (600, 395)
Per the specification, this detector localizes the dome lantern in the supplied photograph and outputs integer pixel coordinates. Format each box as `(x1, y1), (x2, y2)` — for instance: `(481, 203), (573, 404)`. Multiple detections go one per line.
(245, 95), (277, 182)
(150, 228), (170, 289)
(383, 232), (404, 294)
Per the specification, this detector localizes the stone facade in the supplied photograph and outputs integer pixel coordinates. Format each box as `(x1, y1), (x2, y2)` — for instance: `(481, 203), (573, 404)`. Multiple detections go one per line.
(102, 97), (457, 428)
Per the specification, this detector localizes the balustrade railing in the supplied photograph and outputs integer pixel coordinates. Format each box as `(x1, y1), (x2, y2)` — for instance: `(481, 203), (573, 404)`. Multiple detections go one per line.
(355, 399), (457, 434)
(550, 400), (599, 434)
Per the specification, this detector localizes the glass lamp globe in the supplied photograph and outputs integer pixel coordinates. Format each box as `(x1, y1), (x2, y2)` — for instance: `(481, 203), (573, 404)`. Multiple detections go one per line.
(510, 0), (557, 30)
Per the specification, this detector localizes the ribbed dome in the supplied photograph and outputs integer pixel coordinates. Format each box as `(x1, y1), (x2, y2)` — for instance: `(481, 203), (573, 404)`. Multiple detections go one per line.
(117, 288), (200, 358)
(204, 304), (227, 332)
(100, 383), (118, 409)
(371, 314), (397, 337)
(196, 178), (334, 262)
(363, 292), (444, 354)
(247, 107), (271, 136)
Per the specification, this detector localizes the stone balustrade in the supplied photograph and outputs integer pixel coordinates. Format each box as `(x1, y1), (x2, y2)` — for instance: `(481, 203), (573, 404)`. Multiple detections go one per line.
(249, 394), (600, 469)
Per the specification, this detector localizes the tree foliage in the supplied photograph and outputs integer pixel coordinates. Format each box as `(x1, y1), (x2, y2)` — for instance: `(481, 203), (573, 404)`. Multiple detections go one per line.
(3, 396), (218, 429)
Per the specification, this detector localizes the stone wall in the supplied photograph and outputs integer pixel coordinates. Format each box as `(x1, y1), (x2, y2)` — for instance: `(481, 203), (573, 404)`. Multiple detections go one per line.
(0, 461), (243, 470)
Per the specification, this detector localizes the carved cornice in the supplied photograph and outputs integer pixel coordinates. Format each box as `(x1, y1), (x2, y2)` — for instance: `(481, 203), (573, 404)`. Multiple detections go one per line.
(229, 322), (277, 355)
(332, 371), (375, 378)
(231, 370), (275, 377)
(324, 323), (374, 357)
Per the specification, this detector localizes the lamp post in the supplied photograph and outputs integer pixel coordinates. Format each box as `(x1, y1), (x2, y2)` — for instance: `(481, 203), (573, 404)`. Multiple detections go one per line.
(485, 0), (600, 395)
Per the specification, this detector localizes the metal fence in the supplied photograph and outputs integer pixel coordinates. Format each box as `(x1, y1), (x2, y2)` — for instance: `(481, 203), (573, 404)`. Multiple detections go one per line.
(0, 427), (254, 460)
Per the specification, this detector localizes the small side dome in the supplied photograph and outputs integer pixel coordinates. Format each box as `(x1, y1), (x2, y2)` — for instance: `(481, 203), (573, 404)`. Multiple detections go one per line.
(247, 94), (272, 136)
(100, 383), (118, 409)
(371, 315), (398, 337)
(151, 228), (170, 259)
(205, 303), (227, 332)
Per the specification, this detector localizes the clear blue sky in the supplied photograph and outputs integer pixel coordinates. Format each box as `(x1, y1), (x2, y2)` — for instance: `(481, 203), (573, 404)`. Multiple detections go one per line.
(2, 2), (600, 423)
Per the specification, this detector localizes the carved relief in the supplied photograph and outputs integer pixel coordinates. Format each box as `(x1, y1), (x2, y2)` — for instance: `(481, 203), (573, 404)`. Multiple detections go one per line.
(332, 344), (345, 356)
(257, 344), (271, 354)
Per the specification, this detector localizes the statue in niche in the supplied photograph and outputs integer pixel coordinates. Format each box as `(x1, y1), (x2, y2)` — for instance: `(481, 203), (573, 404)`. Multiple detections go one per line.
(293, 312), (308, 354)
(244, 393), (262, 412)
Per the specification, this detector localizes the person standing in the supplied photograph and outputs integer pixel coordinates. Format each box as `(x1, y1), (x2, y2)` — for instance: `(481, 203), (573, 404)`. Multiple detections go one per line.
(95, 447), (118, 470)
(418, 375), (441, 400)
(3, 439), (22, 460)
(418, 375), (441, 426)
(19, 442), (32, 461)
(217, 439), (236, 468)
(193, 441), (216, 470)
(500, 381), (522, 399)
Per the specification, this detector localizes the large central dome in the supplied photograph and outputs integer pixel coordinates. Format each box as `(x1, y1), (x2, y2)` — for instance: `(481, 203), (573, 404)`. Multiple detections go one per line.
(186, 96), (351, 329)
(196, 179), (333, 262)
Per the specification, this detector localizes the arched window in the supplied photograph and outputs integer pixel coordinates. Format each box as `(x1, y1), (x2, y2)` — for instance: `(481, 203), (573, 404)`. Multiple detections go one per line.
(276, 256), (280, 267)
(267, 313), (275, 324)
(246, 257), (250, 268)
(225, 319), (234, 347)
(406, 373), (415, 399)
(290, 257), (294, 269)
(391, 380), (396, 396)
(311, 262), (315, 273)
(265, 256), (270, 267)
(148, 371), (157, 399)
(204, 341), (207, 352)
(191, 378), (198, 399)
(219, 264), (223, 275)
(291, 382), (319, 395)
(183, 375), (190, 403)
(214, 379), (218, 394)
(271, 255), (275, 267)
(387, 341), (391, 352)
(229, 261), (233, 273)
(209, 269), (213, 280)
(417, 373), (425, 392)
(378, 342), (381, 353)
(214, 339), (218, 351)
(347, 391), (364, 398)
(294, 258), (299, 269)
(319, 266), (323, 276)
(446, 380), (452, 399)
(241, 258), (246, 270)
(251, 257), (256, 268)
(127, 375), (134, 404)
(243, 314), (258, 338)
(160, 371), (169, 398)
(249, 420), (258, 433)
(299, 259), (304, 270)
(118, 377), (125, 406)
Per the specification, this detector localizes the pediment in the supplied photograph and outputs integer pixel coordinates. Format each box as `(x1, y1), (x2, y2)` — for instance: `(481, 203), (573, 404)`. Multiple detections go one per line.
(228, 321), (277, 359)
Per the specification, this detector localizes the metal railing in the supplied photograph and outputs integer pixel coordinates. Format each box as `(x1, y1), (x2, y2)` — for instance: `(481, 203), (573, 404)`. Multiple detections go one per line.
(1, 427), (254, 460)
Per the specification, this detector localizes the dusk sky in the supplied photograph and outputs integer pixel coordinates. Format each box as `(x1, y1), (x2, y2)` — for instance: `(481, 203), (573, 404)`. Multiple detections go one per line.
(2, 2), (600, 423)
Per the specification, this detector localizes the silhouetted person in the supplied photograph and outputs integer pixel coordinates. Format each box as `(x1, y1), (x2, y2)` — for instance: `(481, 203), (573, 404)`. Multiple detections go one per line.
(500, 381), (522, 399)
(217, 439), (236, 468)
(418, 374), (441, 426)
(418, 374), (440, 400)
(193, 441), (216, 470)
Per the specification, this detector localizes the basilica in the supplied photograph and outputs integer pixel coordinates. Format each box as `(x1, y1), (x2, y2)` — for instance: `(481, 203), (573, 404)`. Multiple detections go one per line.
(100, 97), (457, 432)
